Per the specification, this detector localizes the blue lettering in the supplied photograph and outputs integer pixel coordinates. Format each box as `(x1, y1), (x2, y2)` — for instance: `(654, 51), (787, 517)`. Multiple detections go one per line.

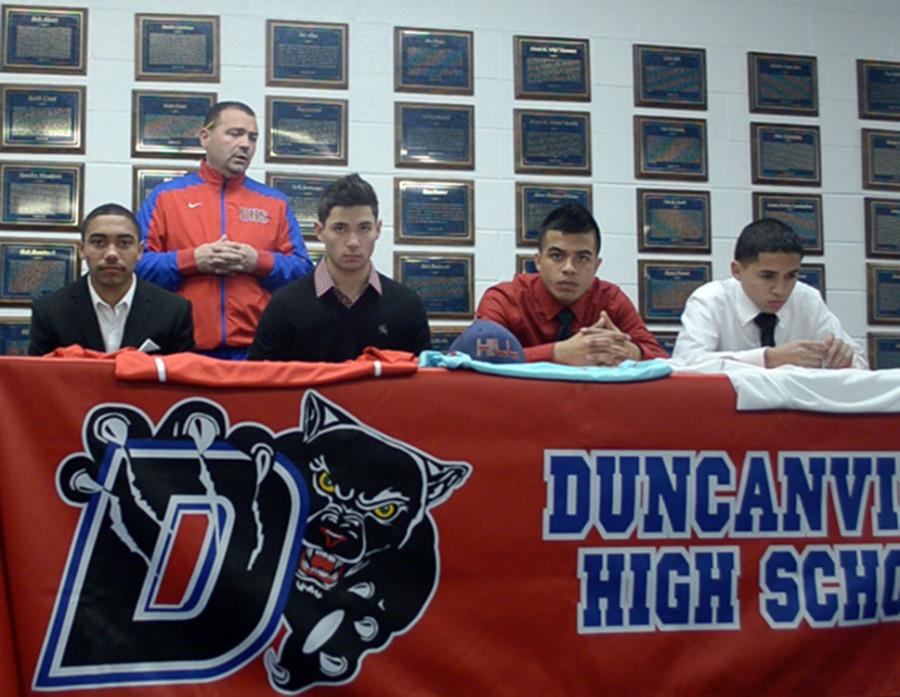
(595, 454), (638, 538)
(655, 550), (691, 626)
(838, 547), (880, 623)
(541, 450), (893, 545)
(763, 544), (898, 629)
(579, 550), (627, 630)
(875, 456), (900, 533)
(734, 454), (779, 534)
(782, 455), (827, 535)
(828, 457), (873, 536)
(644, 455), (691, 538)
(803, 548), (838, 626)
(628, 552), (652, 627)
(694, 549), (738, 626)
(579, 547), (740, 633)
(760, 547), (801, 628)
(543, 451), (592, 539)
(694, 453), (734, 537)
(884, 547), (900, 620)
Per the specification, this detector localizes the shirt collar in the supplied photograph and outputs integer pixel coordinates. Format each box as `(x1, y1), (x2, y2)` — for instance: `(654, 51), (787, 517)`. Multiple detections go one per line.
(733, 277), (782, 327)
(314, 260), (382, 301)
(532, 274), (595, 322)
(88, 274), (136, 311)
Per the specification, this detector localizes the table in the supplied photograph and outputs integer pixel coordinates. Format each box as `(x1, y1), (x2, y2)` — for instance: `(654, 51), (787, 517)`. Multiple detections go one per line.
(0, 356), (898, 696)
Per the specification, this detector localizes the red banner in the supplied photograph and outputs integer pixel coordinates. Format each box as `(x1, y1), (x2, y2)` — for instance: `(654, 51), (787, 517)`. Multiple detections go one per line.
(0, 536), (20, 690)
(0, 357), (898, 696)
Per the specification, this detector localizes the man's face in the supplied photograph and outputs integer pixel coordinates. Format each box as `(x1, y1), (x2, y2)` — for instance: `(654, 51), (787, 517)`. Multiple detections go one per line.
(200, 107), (258, 176)
(81, 214), (142, 293)
(535, 229), (600, 306)
(731, 252), (802, 313)
(315, 206), (381, 275)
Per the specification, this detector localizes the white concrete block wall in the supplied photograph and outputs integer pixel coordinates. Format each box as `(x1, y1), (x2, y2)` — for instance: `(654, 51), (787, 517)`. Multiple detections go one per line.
(0, 0), (897, 350)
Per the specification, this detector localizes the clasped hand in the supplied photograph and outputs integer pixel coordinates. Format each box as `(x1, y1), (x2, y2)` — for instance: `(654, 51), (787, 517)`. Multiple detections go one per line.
(764, 333), (853, 369)
(194, 240), (259, 276)
(552, 311), (641, 366)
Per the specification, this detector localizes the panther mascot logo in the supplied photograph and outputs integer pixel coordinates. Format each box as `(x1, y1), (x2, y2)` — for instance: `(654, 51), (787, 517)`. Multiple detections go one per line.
(33, 391), (471, 693)
(265, 391), (471, 693)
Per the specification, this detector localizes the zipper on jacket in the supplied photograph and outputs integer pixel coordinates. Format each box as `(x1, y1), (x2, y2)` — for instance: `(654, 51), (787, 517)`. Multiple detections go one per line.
(219, 180), (227, 349)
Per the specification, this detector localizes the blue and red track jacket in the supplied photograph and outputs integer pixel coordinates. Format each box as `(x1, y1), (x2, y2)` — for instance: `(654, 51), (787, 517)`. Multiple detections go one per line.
(136, 161), (311, 352)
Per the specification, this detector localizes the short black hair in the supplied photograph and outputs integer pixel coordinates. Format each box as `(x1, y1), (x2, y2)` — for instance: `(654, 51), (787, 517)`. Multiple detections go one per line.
(318, 173), (379, 222)
(538, 203), (601, 255)
(81, 203), (139, 240)
(734, 218), (804, 264)
(204, 101), (256, 128)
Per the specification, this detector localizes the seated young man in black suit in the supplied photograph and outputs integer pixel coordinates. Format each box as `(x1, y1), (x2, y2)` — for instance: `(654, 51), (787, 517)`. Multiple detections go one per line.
(28, 203), (194, 356)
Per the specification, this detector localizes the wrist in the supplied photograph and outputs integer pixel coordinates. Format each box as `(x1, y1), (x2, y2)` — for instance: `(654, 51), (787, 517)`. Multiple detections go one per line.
(552, 340), (573, 365)
(627, 340), (641, 361)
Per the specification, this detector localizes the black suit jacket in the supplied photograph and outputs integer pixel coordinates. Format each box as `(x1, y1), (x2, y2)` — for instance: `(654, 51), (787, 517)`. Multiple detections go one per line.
(28, 276), (194, 356)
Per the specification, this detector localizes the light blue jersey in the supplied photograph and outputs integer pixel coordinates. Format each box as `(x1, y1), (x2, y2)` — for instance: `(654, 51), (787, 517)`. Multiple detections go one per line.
(419, 350), (672, 383)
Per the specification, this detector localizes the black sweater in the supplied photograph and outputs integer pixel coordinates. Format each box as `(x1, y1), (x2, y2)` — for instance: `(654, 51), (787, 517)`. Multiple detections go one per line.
(249, 272), (430, 362)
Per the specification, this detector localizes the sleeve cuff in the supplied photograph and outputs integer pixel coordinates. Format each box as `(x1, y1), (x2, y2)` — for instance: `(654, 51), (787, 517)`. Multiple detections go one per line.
(176, 248), (198, 275)
(254, 250), (275, 277)
(525, 343), (555, 362)
(740, 347), (767, 367)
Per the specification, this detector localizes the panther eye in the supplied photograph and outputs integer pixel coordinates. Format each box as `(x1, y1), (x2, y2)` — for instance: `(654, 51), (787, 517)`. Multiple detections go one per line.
(372, 503), (397, 520)
(317, 471), (335, 493)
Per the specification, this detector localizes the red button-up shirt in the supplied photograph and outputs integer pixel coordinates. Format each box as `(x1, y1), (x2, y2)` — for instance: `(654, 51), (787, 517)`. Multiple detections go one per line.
(476, 273), (666, 362)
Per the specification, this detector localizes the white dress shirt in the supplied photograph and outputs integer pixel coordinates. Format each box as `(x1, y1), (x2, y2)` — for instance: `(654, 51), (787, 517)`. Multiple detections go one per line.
(672, 277), (868, 369)
(87, 275), (137, 353)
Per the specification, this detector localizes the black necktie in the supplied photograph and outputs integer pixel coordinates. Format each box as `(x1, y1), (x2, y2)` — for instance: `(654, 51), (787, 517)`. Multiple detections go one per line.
(754, 312), (778, 347)
(557, 308), (575, 341)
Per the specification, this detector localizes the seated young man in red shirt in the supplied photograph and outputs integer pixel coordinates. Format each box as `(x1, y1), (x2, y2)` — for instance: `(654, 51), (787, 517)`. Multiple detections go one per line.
(477, 203), (665, 365)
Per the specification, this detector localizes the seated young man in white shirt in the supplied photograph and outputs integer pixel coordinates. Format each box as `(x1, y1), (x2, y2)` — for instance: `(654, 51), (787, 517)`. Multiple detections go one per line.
(28, 203), (194, 355)
(672, 218), (868, 369)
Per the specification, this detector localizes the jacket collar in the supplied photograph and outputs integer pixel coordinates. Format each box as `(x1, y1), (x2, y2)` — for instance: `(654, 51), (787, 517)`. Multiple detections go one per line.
(200, 160), (246, 190)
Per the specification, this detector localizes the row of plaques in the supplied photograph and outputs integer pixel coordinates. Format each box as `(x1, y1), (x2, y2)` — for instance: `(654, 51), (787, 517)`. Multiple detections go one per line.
(3, 4), (898, 122)
(3, 3), (899, 121)
(7, 87), (896, 188)
(0, 8), (578, 100)
(2, 89), (899, 187)
(14, 86), (900, 187)
(0, 8), (561, 99)
(635, 49), (897, 120)
(3, 158), (900, 261)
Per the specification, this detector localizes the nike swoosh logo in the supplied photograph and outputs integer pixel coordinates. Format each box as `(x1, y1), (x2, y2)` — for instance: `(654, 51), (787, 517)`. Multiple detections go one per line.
(187, 202), (203, 208)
